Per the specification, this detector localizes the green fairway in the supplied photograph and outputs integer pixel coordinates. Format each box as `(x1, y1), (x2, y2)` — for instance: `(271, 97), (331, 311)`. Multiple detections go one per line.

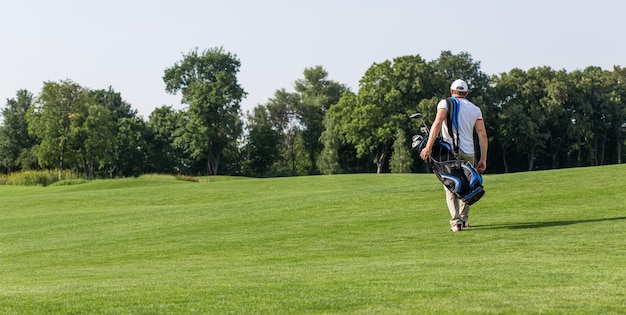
(1, 167), (625, 314)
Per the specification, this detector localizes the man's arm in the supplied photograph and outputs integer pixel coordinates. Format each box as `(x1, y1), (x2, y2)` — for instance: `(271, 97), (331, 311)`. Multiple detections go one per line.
(474, 119), (488, 173)
(419, 109), (447, 161)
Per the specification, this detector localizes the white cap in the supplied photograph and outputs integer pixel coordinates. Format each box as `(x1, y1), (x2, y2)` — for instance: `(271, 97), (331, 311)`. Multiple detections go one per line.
(450, 79), (468, 93)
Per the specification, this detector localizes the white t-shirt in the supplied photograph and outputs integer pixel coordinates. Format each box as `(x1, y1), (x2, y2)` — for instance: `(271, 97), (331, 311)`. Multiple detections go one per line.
(436, 97), (483, 155)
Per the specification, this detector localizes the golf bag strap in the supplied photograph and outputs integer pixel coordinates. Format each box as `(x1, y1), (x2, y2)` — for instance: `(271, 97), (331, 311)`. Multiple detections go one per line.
(445, 97), (460, 156)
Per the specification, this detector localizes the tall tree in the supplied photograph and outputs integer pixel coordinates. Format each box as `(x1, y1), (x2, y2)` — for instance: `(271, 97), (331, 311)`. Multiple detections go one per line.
(266, 88), (299, 134)
(293, 66), (347, 174)
(611, 66), (626, 164)
(540, 69), (572, 169)
(390, 128), (412, 173)
(0, 90), (37, 172)
(111, 117), (151, 177)
(317, 114), (340, 175)
(569, 67), (614, 166)
(163, 47), (246, 175)
(331, 55), (432, 174)
(491, 68), (554, 171)
(430, 51), (490, 101)
(75, 103), (115, 179)
(263, 88), (301, 176)
(566, 69), (595, 166)
(86, 88), (136, 179)
(91, 87), (136, 120)
(28, 80), (89, 179)
(147, 106), (188, 174)
(241, 106), (282, 177)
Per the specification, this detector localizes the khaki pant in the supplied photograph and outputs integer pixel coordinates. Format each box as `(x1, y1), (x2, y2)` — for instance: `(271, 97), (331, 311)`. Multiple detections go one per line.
(445, 151), (475, 227)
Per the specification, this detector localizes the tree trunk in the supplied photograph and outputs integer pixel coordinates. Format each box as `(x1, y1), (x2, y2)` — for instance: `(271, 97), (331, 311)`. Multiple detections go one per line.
(618, 134), (623, 164)
(207, 152), (220, 176)
(376, 151), (385, 174)
(577, 139), (583, 166)
(615, 125), (622, 164)
(527, 144), (536, 171)
(600, 133), (607, 165)
(58, 138), (66, 180)
(88, 161), (94, 180)
(502, 149), (509, 173)
(82, 156), (88, 179)
(375, 146), (389, 174)
(593, 138), (598, 166)
(550, 138), (561, 169)
(291, 139), (296, 176)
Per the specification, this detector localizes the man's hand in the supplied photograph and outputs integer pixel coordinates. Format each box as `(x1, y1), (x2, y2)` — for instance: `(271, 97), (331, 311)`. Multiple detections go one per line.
(476, 160), (487, 173)
(420, 148), (431, 161)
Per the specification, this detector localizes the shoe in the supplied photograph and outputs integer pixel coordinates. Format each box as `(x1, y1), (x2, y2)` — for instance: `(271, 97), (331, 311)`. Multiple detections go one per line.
(451, 224), (463, 232)
(462, 221), (469, 228)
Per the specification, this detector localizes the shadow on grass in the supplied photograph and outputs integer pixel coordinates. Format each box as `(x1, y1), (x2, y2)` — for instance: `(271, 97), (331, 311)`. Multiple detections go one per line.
(471, 216), (626, 230)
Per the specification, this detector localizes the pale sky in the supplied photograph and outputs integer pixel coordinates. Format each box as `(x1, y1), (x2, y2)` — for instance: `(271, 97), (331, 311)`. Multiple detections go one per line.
(1, 0), (624, 118)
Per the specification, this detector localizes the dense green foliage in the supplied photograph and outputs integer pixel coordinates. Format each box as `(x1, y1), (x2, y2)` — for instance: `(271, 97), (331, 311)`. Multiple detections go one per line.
(163, 47), (246, 176)
(1, 165), (625, 313)
(1, 49), (625, 178)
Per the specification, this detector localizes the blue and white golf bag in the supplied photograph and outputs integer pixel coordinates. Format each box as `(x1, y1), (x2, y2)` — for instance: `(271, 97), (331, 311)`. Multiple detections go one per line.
(412, 135), (485, 205)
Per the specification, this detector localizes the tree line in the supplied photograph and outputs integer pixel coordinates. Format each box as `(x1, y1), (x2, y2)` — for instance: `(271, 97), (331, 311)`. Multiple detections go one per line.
(1, 48), (625, 179)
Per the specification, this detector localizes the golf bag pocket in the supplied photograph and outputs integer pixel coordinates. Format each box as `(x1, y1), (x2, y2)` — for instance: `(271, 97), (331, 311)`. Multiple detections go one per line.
(415, 135), (457, 161)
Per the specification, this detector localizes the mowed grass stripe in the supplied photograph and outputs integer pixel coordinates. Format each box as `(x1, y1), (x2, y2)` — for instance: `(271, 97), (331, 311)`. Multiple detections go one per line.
(1, 166), (625, 314)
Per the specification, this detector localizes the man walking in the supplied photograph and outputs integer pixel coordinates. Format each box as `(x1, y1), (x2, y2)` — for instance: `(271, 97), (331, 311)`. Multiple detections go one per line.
(419, 79), (488, 232)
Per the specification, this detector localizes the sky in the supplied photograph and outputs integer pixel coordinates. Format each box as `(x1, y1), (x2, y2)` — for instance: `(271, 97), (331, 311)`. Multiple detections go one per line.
(1, 0), (625, 118)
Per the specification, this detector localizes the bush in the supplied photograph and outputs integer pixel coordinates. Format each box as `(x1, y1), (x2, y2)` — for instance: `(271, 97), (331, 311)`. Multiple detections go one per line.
(2, 170), (82, 186)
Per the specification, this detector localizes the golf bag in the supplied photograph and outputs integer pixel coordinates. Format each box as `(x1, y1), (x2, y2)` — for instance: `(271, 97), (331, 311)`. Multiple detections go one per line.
(410, 99), (485, 205)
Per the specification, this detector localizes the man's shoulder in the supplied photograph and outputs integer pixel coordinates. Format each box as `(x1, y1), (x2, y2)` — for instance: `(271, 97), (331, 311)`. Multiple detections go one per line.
(436, 99), (449, 110)
(459, 98), (480, 109)
(460, 99), (483, 118)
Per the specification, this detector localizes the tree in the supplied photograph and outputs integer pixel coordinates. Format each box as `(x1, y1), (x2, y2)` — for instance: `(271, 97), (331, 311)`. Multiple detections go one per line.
(265, 88), (299, 134)
(283, 133), (311, 176)
(611, 66), (626, 164)
(110, 117), (151, 177)
(91, 87), (136, 120)
(491, 68), (554, 171)
(163, 47), (246, 175)
(241, 106), (282, 177)
(337, 62), (395, 174)
(541, 69), (571, 169)
(331, 55), (432, 174)
(27, 80), (122, 179)
(147, 106), (188, 174)
(0, 90), (37, 172)
(28, 80), (89, 179)
(293, 66), (347, 174)
(587, 67), (612, 165)
(430, 51), (490, 101)
(317, 114), (340, 175)
(390, 129), (412, 173)
(79, 87), (142, 178)
(262, 88), (301, 176)
(76, 103), (114, 179)
(568, 67), (614, 166)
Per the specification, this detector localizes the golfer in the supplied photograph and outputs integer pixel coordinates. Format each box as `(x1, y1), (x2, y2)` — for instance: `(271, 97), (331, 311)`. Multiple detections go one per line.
(420, 79), (488, 232)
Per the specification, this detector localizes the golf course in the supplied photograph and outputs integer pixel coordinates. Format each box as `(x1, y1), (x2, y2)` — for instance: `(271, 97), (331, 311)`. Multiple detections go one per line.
(1, 165), (625, 314)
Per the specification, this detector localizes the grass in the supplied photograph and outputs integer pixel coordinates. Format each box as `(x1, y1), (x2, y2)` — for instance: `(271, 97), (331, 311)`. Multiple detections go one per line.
(1, 166), (625, 314)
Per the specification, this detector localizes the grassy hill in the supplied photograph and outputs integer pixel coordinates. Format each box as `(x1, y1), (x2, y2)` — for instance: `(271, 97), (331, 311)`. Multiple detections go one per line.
(1, 166), (625, 314)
